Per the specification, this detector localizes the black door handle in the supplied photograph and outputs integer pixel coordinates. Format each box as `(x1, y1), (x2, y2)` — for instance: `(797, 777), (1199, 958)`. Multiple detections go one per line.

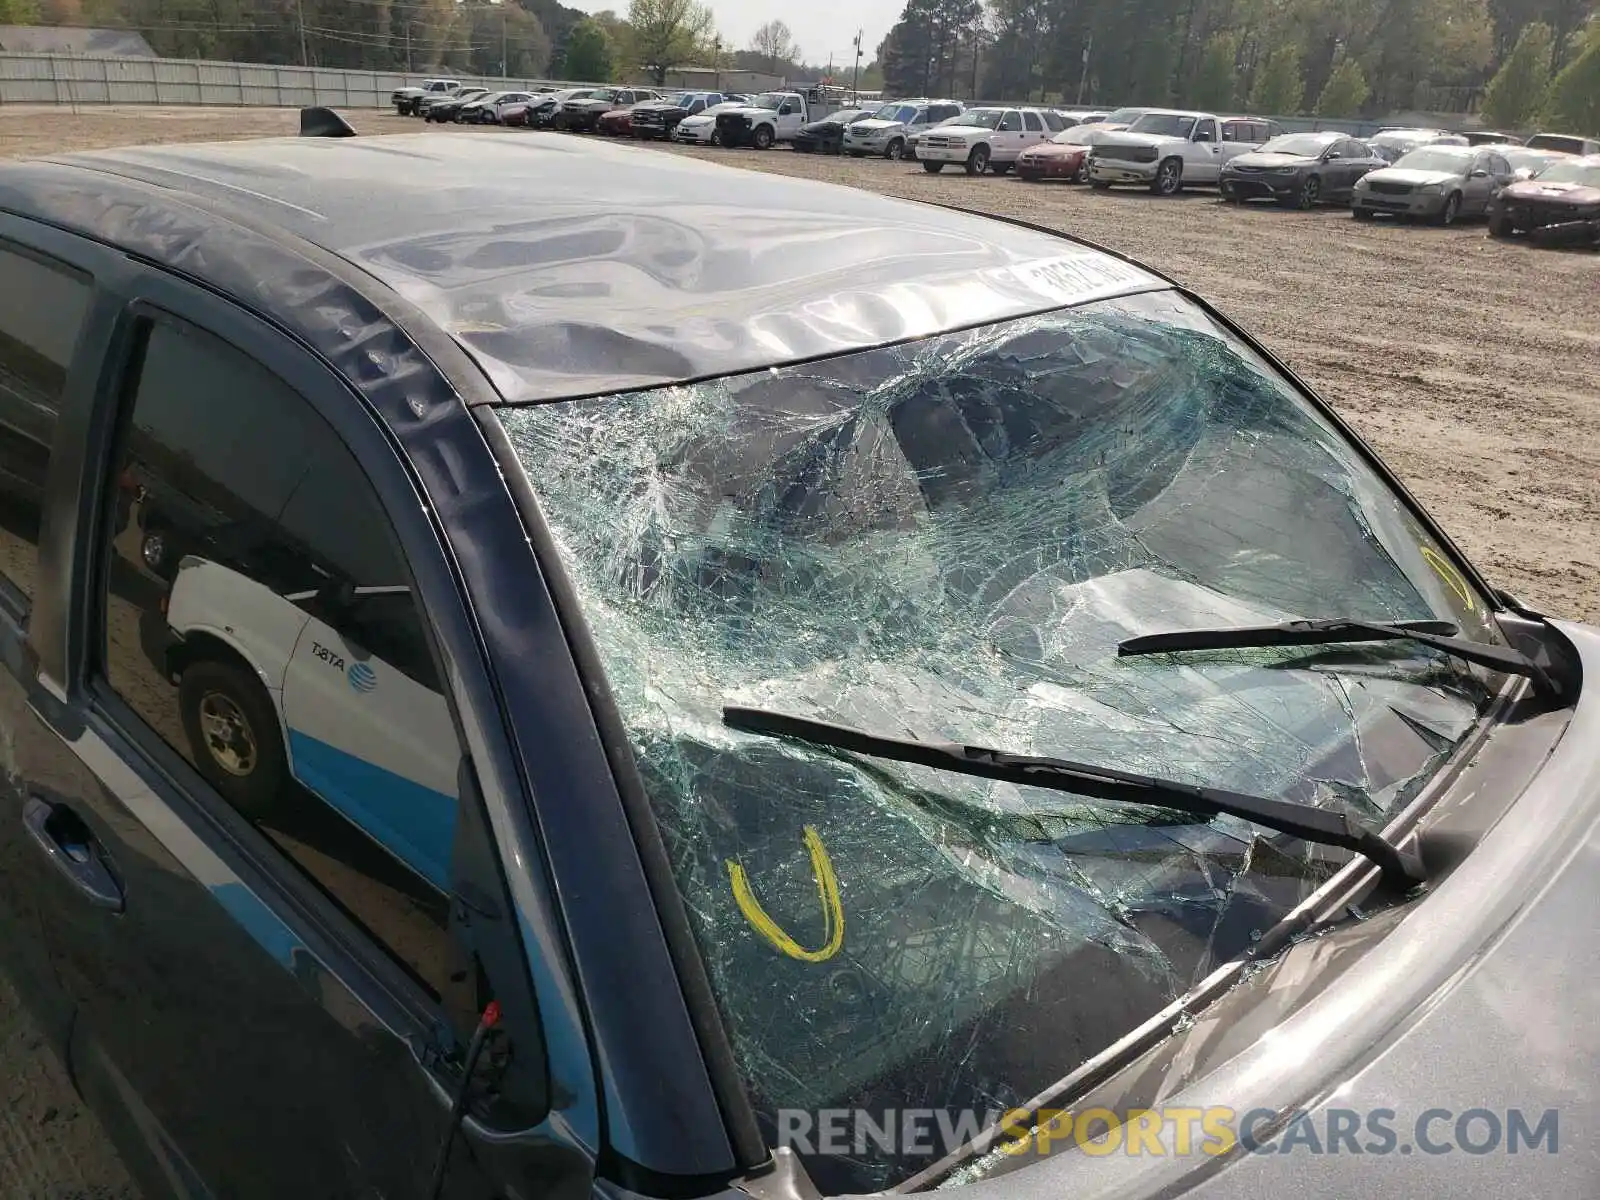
(24, 797), (124, 913)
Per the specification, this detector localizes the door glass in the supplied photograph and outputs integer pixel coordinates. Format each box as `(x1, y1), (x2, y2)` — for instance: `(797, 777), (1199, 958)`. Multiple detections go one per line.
(1023, 111), (1043, 132)
(999, 110), (1022, 132)
(98, 315), (464, 998)
(0, 244), (90, 608)
(1195, 118), (1218, 142)
(1222, 121), (1240, 141)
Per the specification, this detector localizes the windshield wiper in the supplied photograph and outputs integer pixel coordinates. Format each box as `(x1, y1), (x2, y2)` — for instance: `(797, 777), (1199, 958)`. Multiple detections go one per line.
(723, 706), (1424, 887)
(1117, 617), (1565, 701)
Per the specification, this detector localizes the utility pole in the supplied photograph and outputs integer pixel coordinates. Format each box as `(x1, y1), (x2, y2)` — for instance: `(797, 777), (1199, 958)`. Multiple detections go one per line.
(405, 21), (413, 73)
(296, 0), (309, 67)
(501, 8), (508, 77)
(970, 16), (980, 102)
(713, 36), (721, 90)
(851, 29), (862, 102)
(1077, 33), (1092, 105)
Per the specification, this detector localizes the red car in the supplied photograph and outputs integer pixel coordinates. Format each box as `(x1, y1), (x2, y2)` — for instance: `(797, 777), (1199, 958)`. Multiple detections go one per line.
(1016, 126), (1100, 183)
(597, 106), (637, 137)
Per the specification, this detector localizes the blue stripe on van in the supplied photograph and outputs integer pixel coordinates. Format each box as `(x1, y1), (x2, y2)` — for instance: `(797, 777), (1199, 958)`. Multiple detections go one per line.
(286, 730), (456, 892)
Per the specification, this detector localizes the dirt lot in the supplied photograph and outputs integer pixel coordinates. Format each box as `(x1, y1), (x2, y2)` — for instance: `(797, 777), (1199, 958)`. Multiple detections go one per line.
(0, 104), (1594, 1195)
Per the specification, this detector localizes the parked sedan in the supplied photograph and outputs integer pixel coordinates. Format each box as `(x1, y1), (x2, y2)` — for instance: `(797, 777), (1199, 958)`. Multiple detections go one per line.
(457, 91), (535, 125)
(2, 108), (1595, 1200)
(421, 87), (488, 123)
(1015, 124), (1103, 182)
(1352, 145), (1516, 224)
(672, 99), (754, 145)
(1487, 154), (1600, 241)
(1220, 132), (1387, 209)
(516, 88), (597, 129)
(791, 108), (874, 154)
(1502, 146), (1569, 180)
(598, 100), (655, 137)
(1368, 127), (1466, 163)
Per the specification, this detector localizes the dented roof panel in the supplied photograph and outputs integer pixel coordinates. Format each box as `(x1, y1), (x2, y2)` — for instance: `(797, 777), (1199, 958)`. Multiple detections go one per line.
(35, 134), (1166, 402)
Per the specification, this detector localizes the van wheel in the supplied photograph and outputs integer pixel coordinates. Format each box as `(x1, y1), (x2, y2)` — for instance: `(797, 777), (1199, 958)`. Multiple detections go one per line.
(752, 125), (774, 150)
(885, 137), (905, 160)
(965, 144), (990, 175)
(1152, 158), (1183, 195)
(179, 659), (287, 819)
(922, 161), (944, 173)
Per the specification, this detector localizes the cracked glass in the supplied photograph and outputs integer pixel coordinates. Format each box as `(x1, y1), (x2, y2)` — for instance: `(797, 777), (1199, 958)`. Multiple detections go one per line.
(495, 290), (1498, 1192)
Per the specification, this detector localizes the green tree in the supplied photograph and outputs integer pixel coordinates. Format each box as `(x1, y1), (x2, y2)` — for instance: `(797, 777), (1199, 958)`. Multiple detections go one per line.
(1250, 44), (1305, 114)
(563, 17), (614, 81)
(625, 0), (713, 84)
(459, 3), (550, 77)
(1316, 54), (1370, 114)
(1482, 22), (1555, 128)
(1188, 32), (1237, 110)
(1543, 25), (1600, 133)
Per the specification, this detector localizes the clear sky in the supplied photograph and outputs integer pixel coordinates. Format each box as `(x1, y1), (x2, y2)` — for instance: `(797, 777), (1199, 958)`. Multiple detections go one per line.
(568, 1), (903, 71)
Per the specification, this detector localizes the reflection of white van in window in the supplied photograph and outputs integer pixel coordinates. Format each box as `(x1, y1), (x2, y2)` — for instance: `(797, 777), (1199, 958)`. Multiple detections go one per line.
(158, 555), (456, 891)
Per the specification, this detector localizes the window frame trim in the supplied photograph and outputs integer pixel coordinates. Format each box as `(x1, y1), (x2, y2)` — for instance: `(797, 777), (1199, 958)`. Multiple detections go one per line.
(0, 219), (114, 626)
(53, 264), (552, 1114)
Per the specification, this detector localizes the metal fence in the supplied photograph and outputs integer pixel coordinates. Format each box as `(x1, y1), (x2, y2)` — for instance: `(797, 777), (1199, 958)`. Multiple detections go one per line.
(0, 51), (601, 108)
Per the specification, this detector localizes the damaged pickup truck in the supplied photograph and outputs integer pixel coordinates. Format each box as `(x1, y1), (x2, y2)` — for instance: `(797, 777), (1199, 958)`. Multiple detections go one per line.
(0, 118), (1592, 1200)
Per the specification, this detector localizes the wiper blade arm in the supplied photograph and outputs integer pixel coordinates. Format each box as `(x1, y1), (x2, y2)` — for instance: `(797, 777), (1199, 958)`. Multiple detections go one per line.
(722, 706), (1424, 887)
(1117, 617), (1564, 701)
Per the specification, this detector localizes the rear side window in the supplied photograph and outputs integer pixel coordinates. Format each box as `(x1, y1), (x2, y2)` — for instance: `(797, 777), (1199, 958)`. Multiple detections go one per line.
(1042, 110), (1066, 131)
(98, 315), (465, 999)
(0, 244), (90, 607)
(1023, 111), (1043, 132)
(1222, 120), (1241, 141)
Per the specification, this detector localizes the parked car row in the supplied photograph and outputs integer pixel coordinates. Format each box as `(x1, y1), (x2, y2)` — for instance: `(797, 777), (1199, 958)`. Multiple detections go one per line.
(401, 81), (1599, 247)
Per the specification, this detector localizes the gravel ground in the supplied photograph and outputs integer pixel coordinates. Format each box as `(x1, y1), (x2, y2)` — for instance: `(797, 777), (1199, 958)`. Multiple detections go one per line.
(0, 104), (1594, 1196)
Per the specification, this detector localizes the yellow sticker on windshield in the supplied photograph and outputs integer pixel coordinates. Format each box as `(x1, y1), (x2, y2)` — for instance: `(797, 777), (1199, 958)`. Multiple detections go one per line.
(1421, 546), (1475, 611)
(727, 825), (845, 963)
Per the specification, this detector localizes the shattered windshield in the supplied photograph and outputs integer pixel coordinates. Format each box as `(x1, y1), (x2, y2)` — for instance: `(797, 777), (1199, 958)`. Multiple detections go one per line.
(495, 290), (1498, 1192)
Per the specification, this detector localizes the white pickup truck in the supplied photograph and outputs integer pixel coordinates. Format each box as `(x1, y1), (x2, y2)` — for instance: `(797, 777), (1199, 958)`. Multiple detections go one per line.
(713, 91), (832, 149)
(1087, 109), (1284, 195)
(915, 106), (1060, 175)
(391, 77), (460, 117)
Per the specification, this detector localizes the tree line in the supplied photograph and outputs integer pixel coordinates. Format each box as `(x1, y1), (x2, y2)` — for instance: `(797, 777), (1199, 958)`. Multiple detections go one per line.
(878, 0), (1598, 130)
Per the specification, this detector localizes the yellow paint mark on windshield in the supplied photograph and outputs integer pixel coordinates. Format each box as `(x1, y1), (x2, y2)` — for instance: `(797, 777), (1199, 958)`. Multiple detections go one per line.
(727, 825), (844, 963)
(1421, 546), (1475, 611)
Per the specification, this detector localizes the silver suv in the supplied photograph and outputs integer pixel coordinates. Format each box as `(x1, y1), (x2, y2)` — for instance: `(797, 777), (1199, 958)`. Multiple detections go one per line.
(843, 98), (965, 160)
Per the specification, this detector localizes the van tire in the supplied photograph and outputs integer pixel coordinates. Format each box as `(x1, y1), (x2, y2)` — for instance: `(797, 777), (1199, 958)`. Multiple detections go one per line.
(964, 144), (991, 175)
(752, 124), (774, 150)
(885, 137), (905, 160)
(179, 658), (287, 820)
